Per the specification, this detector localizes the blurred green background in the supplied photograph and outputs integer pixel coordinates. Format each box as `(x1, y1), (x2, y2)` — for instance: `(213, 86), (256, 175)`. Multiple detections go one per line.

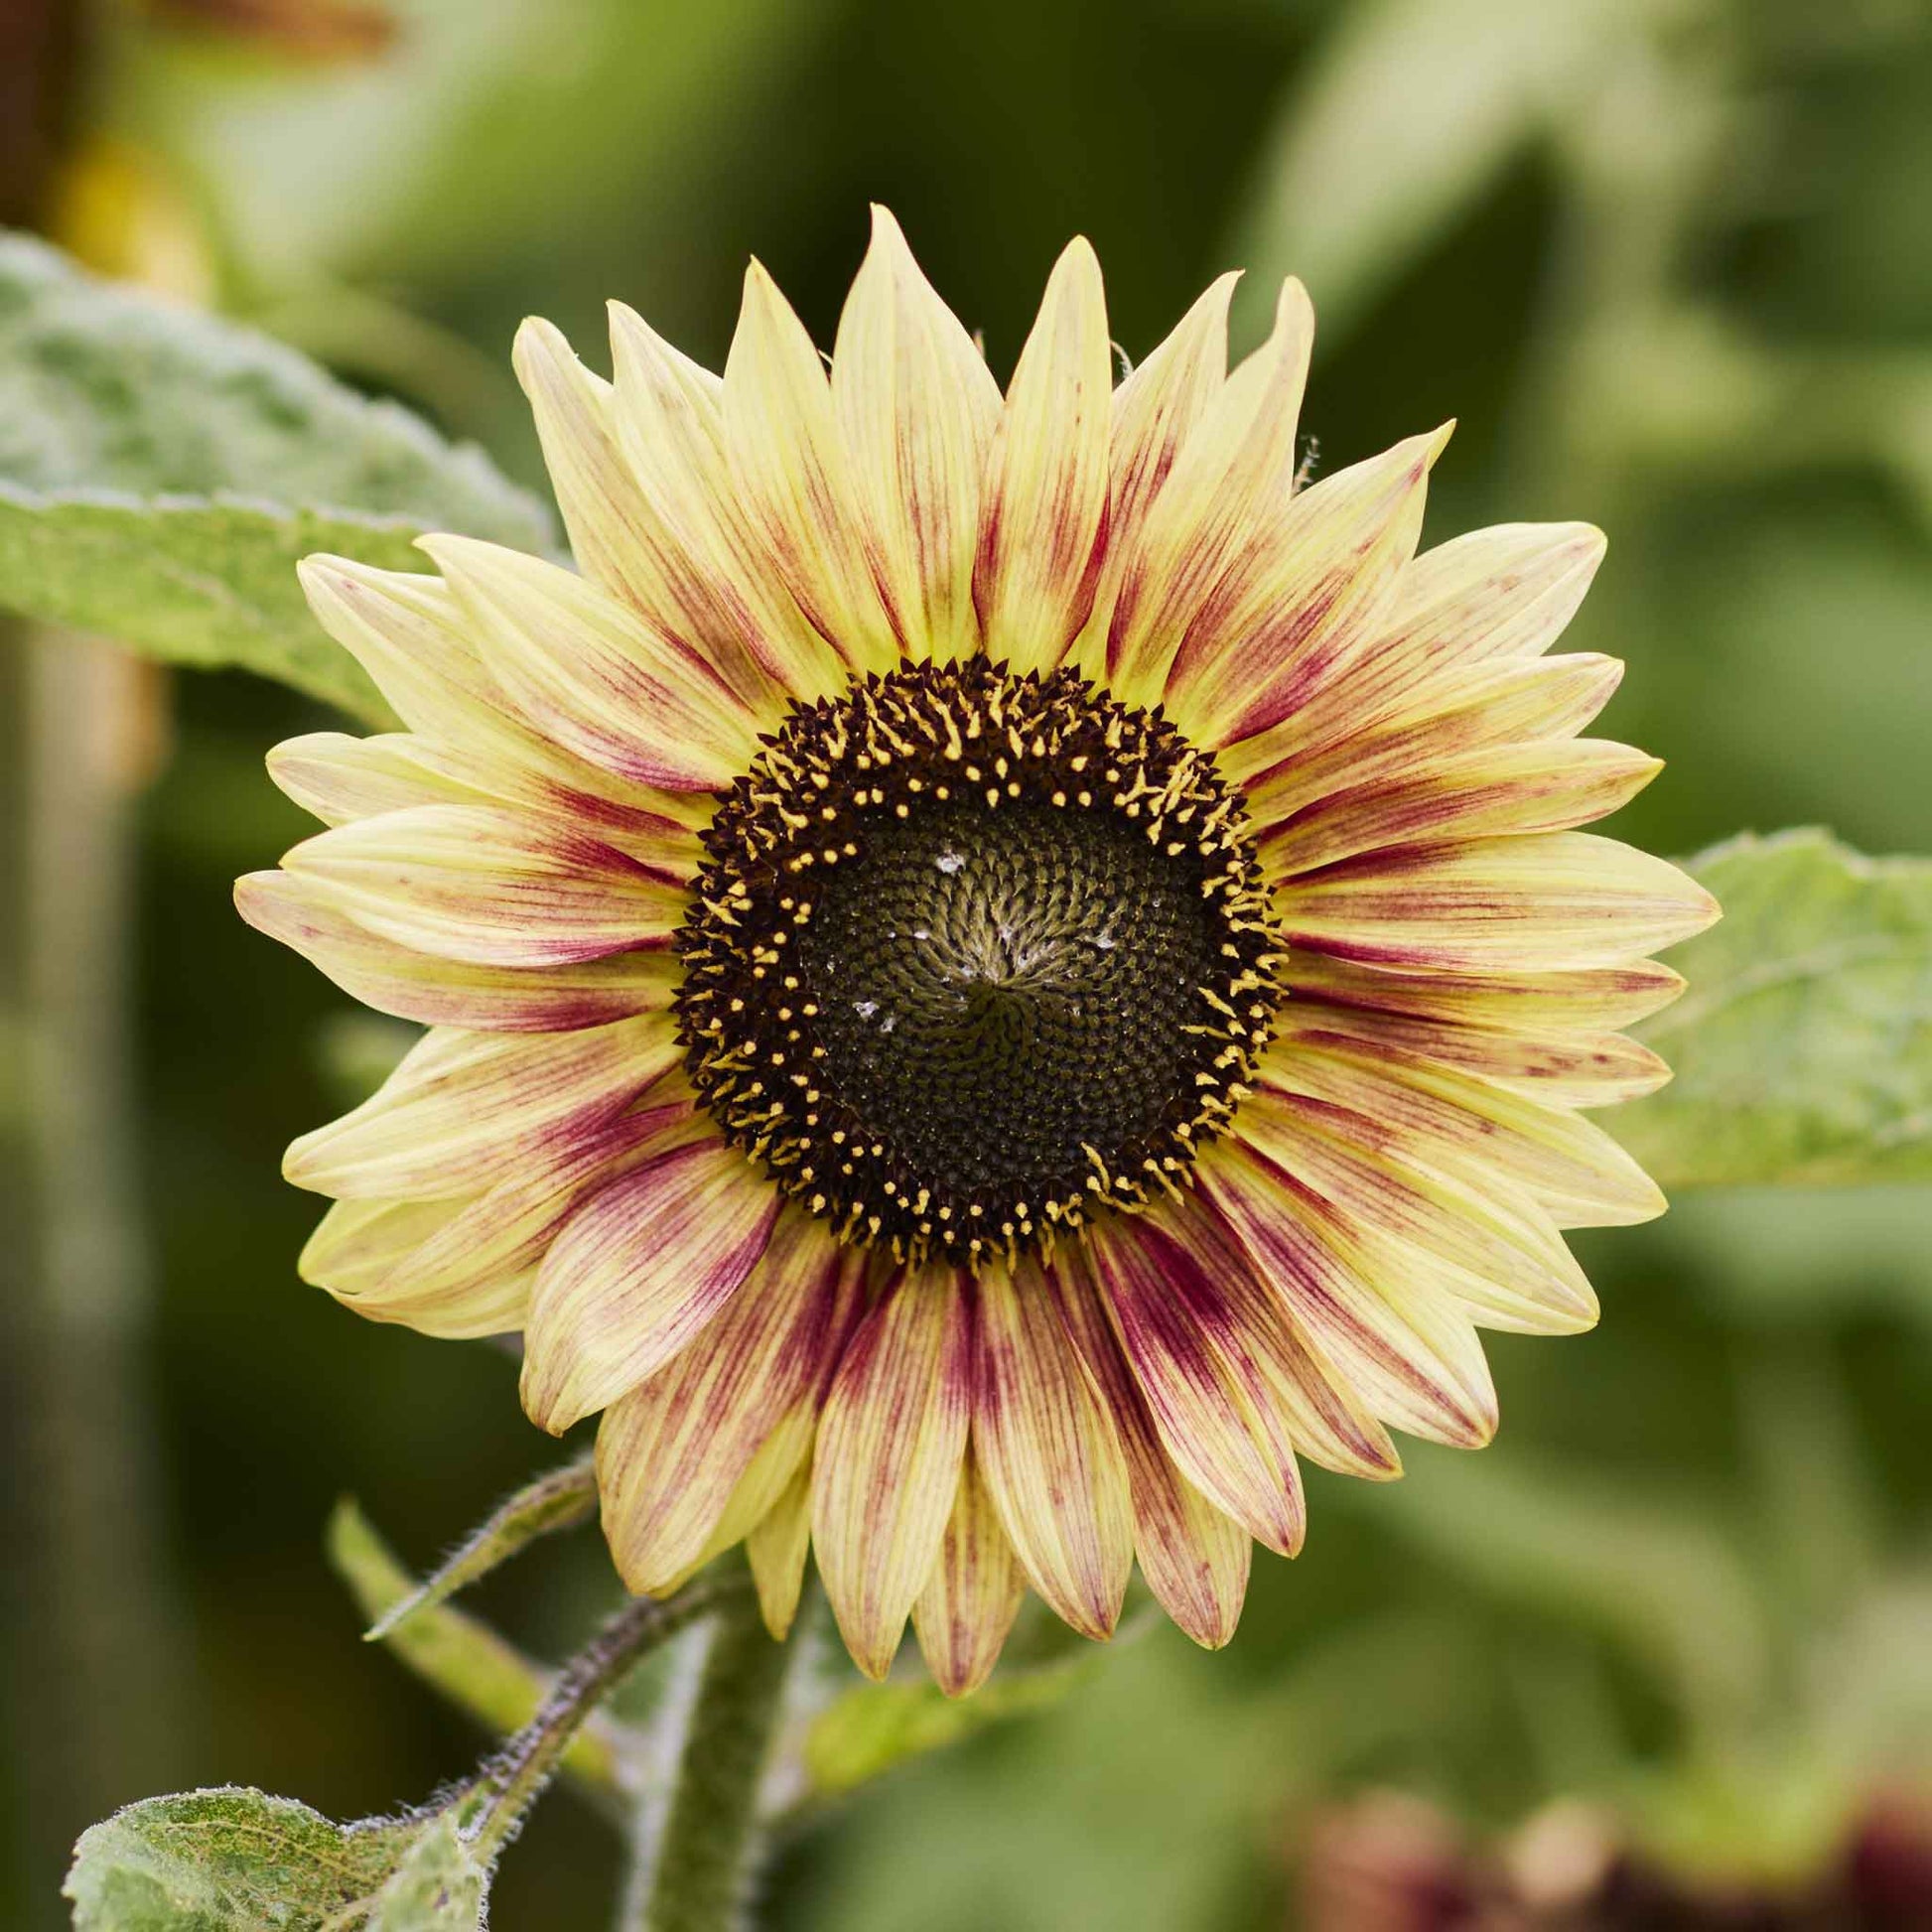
(4, 0), (1931, 1926)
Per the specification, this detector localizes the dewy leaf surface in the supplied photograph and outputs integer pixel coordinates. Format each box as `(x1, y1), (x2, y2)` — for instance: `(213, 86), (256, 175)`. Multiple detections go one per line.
(0, 231), (554, 721)
(1618, 829), (1932, 1187)
(63, 1786), (484, 1932)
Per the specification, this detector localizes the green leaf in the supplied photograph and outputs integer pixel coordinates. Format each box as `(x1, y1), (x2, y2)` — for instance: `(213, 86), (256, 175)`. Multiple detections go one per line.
(799, 1614), (1121, 1801)
(363, 1455), (598, 1641)
(1227, 0), (1647, 338)
(1617, 830), (1932, 1186)
(363, 1818), (486, 1932)
(63, 1787), (483, 1932)
(0, 231), (553, 720)
(325, 1498), (623, 1804)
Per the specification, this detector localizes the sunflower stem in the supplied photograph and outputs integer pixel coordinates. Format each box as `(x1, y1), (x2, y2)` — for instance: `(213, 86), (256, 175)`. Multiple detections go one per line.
(630, 1573), (792, 1932)
(470, 1574), (745, 1863)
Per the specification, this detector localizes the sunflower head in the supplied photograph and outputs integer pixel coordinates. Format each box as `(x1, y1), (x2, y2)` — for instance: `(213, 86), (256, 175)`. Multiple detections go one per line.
(240, 207), (1718, 1694)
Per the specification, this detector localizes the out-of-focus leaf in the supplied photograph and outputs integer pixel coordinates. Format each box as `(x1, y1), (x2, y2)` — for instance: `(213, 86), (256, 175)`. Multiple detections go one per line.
(801, 1652), (1097, 1800)
(1618, 831), (1932, 1186)
(363, 1455), (598, 1641)
(326, 1498), (624, 1803)
(1229, 0), (1654, 335)
(1350, 1446), (1769, 1732)
(0, 231), (552, 718)
(0, 492), (419, 719)
(63, 1786), (483, 1932)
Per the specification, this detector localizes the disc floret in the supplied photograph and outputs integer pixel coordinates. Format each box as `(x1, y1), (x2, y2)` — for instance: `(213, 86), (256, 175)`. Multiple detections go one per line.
(673, 660), (1282, 1264)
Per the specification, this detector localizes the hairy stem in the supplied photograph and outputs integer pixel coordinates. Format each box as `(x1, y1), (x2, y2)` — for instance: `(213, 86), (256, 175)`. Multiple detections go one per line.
(633, 1586), (792, 1932)
(470, 1577), (746, 1861)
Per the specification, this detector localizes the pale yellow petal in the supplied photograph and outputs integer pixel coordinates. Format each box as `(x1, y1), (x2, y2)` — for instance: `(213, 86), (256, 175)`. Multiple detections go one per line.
(521, 1127), (780, 1433)
(745, 1459), (815, 1640)
(1105, 278), (1311, 706)
(284, 1015), (679, 1201)
(722, 261), (899, 678)
(811, 1264), (973, 1680)
(973, 237), (1112, 675)
(973, 1257), (1134, 1640)
(832, 206), (1000, 665)
(912, 1452), (1027, 1698)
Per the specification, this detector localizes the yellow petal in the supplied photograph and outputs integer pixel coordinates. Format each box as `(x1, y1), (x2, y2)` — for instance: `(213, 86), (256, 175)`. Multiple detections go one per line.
(279, 803), (687, 970)
(1275, 831), (1722, 974)
(285, 1015), (679, 1201)
(235, 869), (675, 1033)
(1167, 424), (1449, 748)
(597, 1214), (860, 1593)
(1070, 271), (1239, 682)
(973, 1257), (1134, 1640)
(811, 1263), (973, 1680)
(973, 237), (1112, 675)
(1199, 1142), (1498, 1449)
(1259, 739), (1663, 882)
(1079, 1213), (1305, 1555)
(1105, 278), (1311, 706)
(607, 300), (850, 705)
(521, 1127), (780, 1433)
(832, 206), (1000, 665)
(912, 1452), (1027, 1698)
(420, 534), (759, 791)
(746, 1459), (815, 1641)
(722, 261), (899, 678)
(1047, 1257), (1250, 1648)
(513, 317), (784, 720)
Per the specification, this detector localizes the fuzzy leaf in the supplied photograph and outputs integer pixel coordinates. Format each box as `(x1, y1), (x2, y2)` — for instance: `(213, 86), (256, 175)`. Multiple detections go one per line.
(0, 231), (553, 720)
(63, 1787), (483, 1932)
(326, 1498), (623, 1802)
(364, 1456), (598, 1641)
(1619, 830), (1932, 1187)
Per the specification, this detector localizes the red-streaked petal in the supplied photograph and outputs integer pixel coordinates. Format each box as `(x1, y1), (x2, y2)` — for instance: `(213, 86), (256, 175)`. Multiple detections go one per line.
(1167, 425), (1449, 749)
(299, 1108), (673, 1336)
(1234, 1085), (1600, 1333)
(1262, 1029), (1668, 1226)
(1047, 1256), (1250, 1648)
(1275, 832), (1721, 973)
(912, 1452), (1028, 1698)
(722, 260), (899, 678)
(1270, 997), (1670, 1110)
(1280, 950), (1687, 1037)
(1079, 1212), (1305, 1555)
(1106, 278), (1311, 706)
(285, 1015), (679, 1201)
(279, 803), (687, 969)
(1260, 739), (1663, 882)
(1199, 1142), (1498, 1449)
(235, 870), (674, 1033)
(421, 533), (759, 791)
(606, 300), (850, 706)
(973, 1257), (1134, 1640)
(1070, 271), (1239, 682)
(513, 316), (783, 717)
(746, 1460), (814, 1640)
(833, 206), (1001, 665)
(596, 1213), (861, 1594)
(521, 1128), (780, 1433)
(1246, 520), (1607, 774)
(1231, 651), (1624, 809)
(973, 237), (1112, 676)
(811, 1263), (974, 1680)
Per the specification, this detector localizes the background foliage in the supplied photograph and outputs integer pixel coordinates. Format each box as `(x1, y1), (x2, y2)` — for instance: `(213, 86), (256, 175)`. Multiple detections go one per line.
(3, 0), (1930, 1926)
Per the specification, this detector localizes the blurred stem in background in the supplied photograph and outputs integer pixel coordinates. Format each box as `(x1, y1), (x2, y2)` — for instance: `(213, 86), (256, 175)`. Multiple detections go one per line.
(0, 7), (201, 1923)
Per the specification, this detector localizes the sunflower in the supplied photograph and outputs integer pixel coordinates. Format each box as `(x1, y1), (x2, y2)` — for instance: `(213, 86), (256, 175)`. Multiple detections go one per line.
(238, 208), (1718, 1695)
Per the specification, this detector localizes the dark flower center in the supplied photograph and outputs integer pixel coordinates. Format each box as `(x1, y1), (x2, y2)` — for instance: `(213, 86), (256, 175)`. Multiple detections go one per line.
(673, 660), (1280, 1264)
